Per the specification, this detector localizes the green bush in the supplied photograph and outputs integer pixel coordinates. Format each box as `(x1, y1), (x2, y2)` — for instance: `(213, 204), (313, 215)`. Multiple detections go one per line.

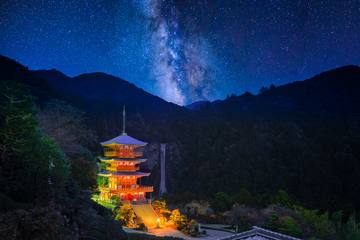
(278, 216), (303, 237)
(267, 213), (280, 230)
(342, 215), (360, 240)
(295, 206), (335, 239)
(272, 190), (293, 208)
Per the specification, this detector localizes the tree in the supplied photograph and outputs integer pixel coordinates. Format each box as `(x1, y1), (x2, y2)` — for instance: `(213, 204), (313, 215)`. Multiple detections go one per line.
(295, 206), (335, 239)
(211, 192), (233, 212)
(37, 100), (97, 189)
(259, 86), (269, 94)
(114, 203), (136, 228)
(152, 199), (170, 224)
(0, 81), (69, 203)
(272, 190), (293, 208)
(169, 209), (182, 226)
(342, 215), (360, 240)
(37, 100), (96, 155)
(233, 188), (254, 205)
(152, 199), (170, 215)
(169, 209), (191, 234)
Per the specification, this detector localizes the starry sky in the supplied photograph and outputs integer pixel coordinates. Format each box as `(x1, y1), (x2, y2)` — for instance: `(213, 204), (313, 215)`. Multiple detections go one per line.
(1, 0), (359, 105)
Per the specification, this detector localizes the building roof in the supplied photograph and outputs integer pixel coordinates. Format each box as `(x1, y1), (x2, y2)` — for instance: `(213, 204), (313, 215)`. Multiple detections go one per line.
(98, 171), (150, 177)
(219, 226), (302, 240)
(101, 133), (147, 146)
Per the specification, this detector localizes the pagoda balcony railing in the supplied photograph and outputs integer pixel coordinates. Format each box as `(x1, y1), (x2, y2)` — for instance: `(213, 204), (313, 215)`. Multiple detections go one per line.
(107, 166), (140, 172)
(104, 151), (142, 158)
(99, 186), (110, 193)
(109, 186), (154, 193)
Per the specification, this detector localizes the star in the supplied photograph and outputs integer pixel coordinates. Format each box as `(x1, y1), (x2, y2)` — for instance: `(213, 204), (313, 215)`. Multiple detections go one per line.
(0, 0), (359, 105)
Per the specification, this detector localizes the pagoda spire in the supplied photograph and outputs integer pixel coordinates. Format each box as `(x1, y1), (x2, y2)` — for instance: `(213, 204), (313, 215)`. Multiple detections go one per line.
(122, 105), (127, 135)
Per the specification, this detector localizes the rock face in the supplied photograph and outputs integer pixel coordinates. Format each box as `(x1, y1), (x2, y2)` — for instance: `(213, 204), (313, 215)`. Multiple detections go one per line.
(143, 143), (161, 170)
(0, 193), (127, 240)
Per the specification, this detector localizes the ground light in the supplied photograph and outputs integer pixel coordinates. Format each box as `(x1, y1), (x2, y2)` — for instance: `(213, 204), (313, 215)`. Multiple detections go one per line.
(156, 218), (160, 229)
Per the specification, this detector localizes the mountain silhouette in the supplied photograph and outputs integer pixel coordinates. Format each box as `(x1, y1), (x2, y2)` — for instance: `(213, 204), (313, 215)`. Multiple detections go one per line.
(1, 55), (360, 213)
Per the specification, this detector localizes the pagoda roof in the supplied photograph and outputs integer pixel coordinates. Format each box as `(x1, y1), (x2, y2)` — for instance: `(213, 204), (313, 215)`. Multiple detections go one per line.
(101, 133), (147, 146)
(99, 157), (147, 162)
(98, 171), (150, 177)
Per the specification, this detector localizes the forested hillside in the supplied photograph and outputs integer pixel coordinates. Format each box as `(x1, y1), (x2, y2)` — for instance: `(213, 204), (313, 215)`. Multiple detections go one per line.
(1, 55), (360, 238)
(172, 65), (360, 214)
(0, 56), (127, 239)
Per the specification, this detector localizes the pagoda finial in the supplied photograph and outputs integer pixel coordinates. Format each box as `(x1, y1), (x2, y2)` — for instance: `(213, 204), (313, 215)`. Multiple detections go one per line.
(122, 105), (127, 135)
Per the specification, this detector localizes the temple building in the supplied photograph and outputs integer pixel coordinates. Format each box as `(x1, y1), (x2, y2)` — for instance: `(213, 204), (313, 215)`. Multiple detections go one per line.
(219, 226), (302, 240)
(98, 107), (153, 202)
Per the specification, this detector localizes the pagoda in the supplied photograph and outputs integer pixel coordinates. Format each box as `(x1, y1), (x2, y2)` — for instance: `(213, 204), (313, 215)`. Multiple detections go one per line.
(98, 107), (153, 202)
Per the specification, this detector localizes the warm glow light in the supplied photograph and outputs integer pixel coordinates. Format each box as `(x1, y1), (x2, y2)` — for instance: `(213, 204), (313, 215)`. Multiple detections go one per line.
(99, 133), (153, 205)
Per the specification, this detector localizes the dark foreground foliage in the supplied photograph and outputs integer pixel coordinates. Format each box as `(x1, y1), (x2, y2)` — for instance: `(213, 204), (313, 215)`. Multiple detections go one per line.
(0, 80), (126, 239)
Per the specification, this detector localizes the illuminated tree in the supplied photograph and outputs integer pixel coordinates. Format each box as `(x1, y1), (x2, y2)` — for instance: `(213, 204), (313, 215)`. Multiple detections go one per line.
(114, 203), (137, 228)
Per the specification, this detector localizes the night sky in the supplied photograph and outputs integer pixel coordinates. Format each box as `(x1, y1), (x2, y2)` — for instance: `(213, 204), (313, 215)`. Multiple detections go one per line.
(1, 1), (359, 105)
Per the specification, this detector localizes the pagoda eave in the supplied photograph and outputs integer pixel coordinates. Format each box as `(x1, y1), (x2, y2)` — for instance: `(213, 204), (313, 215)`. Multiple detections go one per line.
(98, 171), (150, 177)
(100, 134), (147, 146)
(112, 171), (151, 177)
(104, 186), (154, 194)
(98, 172), (111, 177)
(98, 157), (147, 163)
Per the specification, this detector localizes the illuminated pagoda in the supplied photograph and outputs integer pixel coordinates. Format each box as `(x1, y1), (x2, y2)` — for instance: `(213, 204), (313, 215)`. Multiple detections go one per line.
(98, 107), (153, 202)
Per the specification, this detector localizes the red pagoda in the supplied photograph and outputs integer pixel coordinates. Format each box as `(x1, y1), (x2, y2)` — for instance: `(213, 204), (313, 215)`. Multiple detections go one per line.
(98, 107), (153, 202)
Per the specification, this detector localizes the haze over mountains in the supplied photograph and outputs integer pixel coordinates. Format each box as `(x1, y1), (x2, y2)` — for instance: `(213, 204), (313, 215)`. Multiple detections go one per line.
(34, 69), (183, 112)
(1, 54), (360, 213)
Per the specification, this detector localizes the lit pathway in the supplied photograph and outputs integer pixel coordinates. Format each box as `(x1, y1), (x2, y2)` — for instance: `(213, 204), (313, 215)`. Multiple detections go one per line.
(131, 203), (158, 227)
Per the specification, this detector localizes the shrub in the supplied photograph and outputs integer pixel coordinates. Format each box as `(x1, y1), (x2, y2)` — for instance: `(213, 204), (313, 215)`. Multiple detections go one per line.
(188, 219), (199, 237)
(272, 190), (293, 208)
(169, 209), (182, 226)
(342, 215), (360, 240)
(267, 213), (280, 230)
(295, 206), (335, 239)
(278, 216), (303, 237)
(169, 209), (198, 236)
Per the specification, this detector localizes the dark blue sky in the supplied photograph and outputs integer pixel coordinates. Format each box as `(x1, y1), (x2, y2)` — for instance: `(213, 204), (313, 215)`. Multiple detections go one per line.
(1, 0), (359, 105)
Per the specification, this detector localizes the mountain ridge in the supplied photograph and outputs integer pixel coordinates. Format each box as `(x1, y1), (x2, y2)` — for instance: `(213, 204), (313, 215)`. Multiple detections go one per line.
(194, 64), (360, 120)
(1, 54), (360, 213)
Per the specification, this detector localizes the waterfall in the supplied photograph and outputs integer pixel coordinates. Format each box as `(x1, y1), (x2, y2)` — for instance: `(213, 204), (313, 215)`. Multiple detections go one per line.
(159, 143), (167, 196)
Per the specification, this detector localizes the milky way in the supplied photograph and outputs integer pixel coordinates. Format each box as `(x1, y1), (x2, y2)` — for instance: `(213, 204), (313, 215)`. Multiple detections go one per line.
(140, 0), (215, 105)
(0, 0), (359, 105)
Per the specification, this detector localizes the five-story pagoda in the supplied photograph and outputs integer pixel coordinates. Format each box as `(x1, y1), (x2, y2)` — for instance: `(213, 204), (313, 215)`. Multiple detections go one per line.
(98, 107), (153, 202)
